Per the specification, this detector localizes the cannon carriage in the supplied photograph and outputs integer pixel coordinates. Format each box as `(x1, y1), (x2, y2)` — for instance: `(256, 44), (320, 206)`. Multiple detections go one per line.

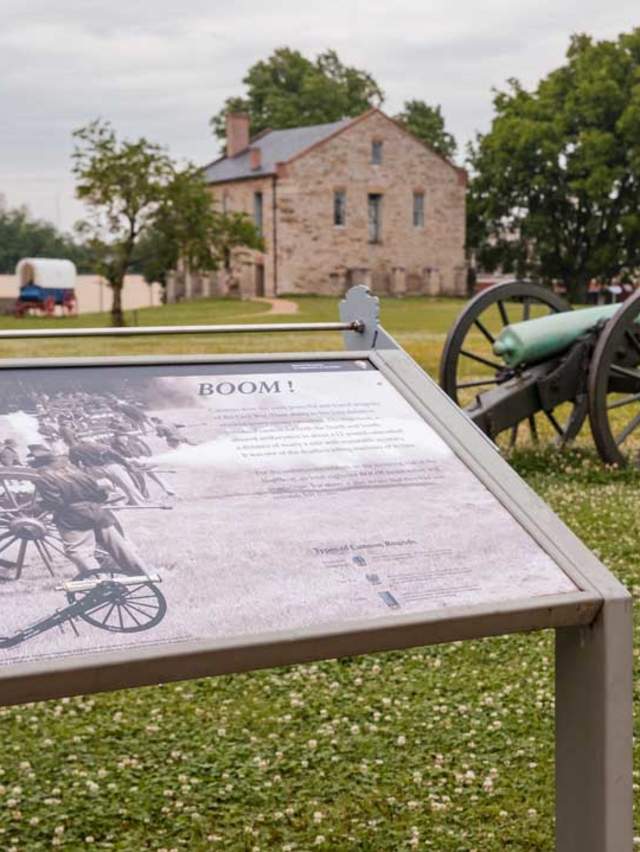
(439, 281), (640, 466)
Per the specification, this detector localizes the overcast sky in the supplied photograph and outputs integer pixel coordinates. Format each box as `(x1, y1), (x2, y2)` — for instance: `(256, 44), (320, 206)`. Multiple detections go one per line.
(1, 0), (638, 232)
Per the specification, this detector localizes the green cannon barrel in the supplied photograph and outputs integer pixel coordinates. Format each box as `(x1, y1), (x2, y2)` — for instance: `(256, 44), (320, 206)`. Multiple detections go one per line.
(493, 304), (620, 367)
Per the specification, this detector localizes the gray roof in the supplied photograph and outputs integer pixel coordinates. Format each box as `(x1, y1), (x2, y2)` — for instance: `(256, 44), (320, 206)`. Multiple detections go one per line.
(203, 118), (352, 184)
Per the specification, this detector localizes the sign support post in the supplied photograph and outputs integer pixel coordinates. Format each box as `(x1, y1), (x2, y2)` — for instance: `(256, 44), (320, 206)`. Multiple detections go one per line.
(556, 595), (633, 851)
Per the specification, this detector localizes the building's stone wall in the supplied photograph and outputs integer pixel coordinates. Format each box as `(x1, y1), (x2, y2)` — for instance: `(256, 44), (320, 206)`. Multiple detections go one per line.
(275, 111), (466, 296)
(208, 176), (276, 298)
(193, 110), (466, 302)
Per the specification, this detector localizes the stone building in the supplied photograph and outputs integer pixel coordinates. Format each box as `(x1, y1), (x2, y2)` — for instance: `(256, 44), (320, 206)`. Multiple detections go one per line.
(167, 108), (466, 301)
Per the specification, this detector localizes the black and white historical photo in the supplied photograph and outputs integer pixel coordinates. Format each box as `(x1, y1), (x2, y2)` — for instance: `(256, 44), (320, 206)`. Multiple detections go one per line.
(0, 360), (577, 667)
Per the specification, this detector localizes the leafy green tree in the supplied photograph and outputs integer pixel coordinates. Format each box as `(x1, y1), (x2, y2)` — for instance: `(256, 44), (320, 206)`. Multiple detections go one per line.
(72, 119), (174, 325)
(0, 203), (91, 274)
(210, 48), (384, 140)
(135, 168), (263, 287)
(468, 29), (640, 302)
(395, 100), (457, 159)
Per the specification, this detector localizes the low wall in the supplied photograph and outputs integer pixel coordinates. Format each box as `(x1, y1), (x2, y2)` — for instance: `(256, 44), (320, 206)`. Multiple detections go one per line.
(0, 275), (163, 315)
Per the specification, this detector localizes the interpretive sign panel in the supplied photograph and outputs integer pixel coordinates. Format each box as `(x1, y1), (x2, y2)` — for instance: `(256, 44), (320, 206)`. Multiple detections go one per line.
(0, 357), (578, 673)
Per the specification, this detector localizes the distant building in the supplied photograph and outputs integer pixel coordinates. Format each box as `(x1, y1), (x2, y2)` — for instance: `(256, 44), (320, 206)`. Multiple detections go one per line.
(166, 108), (467, 301)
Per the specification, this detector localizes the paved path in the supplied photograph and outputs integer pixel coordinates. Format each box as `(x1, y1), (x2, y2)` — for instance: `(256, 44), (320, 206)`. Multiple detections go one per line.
(252, 297), (299, 315)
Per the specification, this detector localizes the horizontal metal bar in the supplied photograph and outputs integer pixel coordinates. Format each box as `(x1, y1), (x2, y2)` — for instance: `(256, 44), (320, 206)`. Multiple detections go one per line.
(0, 321), (363, 341)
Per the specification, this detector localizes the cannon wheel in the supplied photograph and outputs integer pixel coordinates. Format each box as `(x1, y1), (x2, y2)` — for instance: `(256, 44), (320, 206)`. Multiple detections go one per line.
(67, 567), (167, 633)
(588, 290), (640, 467)
(439, 281), (586, 448)
(0, 468), (66, 580)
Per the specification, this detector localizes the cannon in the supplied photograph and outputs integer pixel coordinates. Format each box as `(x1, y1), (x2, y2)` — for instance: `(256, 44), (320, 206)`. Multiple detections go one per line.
(439, 281), (640, 466)
(0, 567), (166, 649)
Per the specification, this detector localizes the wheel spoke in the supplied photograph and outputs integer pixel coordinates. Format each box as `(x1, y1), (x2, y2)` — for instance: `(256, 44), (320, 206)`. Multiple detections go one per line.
(607, 393), (640, 411)
(34, 540), (56, 576)
(14, 539), (27, 574)
(522, 299), (531, 321)
(98, 602), (118, 627)
(624, 329), (640, 357)
(610, 363), (640, 383)
(122, 596), (159, 612)
(122, 602), (152, 623)
(41, 537), (67, 557)
(0, 481), (18, 509)
(473, 318), (495, 345)
(121, 605), (142, 628)
(0, 536), (18, 556)
(460, 349), (504, 371)
(456, 378), (499, 390)
(615, 411), (640, 447)
(544, 410), (565, 437)
(497, 301), (510, 327)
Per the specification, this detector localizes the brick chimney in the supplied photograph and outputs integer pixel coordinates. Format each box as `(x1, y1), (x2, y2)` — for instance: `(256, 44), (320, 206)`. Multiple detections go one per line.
(226, 112), (250, 157)
(249, 146), (261, 170)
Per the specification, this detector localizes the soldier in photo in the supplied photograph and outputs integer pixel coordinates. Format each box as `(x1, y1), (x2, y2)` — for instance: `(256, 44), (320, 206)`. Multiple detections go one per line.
(108, 418), (152, 458)
(108, 422), (175, 499)
(68, 438), (147, 505)
(110, 397), (152, 434)
(0, 439), (21, 466)
(26, 444), (150, 576)
(150, 416), (196, 449)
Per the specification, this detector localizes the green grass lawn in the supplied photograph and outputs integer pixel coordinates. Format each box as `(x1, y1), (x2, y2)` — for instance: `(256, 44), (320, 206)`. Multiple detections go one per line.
(0, 296), (638, 851)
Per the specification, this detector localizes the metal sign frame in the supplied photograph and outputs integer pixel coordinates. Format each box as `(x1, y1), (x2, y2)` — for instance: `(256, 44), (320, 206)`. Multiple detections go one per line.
(0, 286), (631, 851)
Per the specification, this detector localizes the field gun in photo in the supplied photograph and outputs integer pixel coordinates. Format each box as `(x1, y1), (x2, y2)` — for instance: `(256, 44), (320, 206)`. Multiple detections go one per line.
(439, 281), (640, 466)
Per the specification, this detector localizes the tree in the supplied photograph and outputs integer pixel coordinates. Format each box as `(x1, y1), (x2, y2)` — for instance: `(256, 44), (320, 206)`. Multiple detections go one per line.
(210, 48), (384, 140)
(395, 100), (457, 159)
(135, 167), (264, 287)
(0, 204), (92, 274)
(72, 119), (174, 325)
(468, 29), (640, 302)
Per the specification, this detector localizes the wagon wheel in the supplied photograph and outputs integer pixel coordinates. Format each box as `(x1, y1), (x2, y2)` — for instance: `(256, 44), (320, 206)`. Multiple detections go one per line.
(67, 567), (167, 633)
(439, 281), (585, 449)
(588, 290), (640, 467)
(0, 468), (66, 580)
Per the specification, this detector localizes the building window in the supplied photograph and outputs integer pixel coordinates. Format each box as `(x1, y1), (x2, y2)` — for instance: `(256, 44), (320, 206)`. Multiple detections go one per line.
(371, 140), (383, 164)
(413, 192), (425, 227)
(334, 190), (346, 226)
(368, 193), (383, 243)
(253, 191), (263, 236)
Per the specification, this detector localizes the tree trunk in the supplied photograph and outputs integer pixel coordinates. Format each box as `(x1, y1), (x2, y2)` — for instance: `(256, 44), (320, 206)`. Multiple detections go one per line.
(111, 280), (126, 327)
(569, 274), (590, 305)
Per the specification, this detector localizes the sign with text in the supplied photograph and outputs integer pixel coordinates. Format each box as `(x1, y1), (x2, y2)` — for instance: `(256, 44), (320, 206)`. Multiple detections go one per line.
(0, 359), (577, 671)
